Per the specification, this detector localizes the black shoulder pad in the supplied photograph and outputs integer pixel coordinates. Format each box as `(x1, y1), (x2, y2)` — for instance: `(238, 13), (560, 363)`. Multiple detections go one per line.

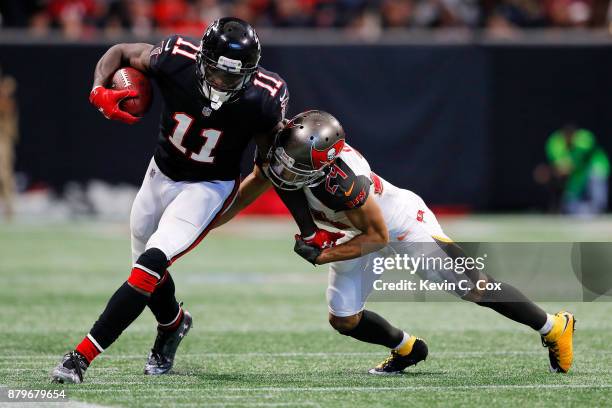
(149, 35), (200, 76)
(309, 159), (371, 212)
(250, 69), (289, 133)
(343, 174), (370, 210)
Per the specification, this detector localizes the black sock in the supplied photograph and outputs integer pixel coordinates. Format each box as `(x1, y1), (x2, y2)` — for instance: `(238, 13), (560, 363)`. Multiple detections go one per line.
(475, 280), (547, 331)
(438, 242), (548, 332)
(89, 282), (149, 349)
(341, 310), (404, 348)
(148, 272), (180, 325)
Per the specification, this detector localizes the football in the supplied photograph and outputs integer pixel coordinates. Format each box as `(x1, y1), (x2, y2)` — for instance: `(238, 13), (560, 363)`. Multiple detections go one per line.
(111, 67), (152, 117)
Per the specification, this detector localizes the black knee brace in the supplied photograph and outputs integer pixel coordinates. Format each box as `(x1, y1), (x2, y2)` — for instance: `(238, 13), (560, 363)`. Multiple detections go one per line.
(135, 248), (169, 277)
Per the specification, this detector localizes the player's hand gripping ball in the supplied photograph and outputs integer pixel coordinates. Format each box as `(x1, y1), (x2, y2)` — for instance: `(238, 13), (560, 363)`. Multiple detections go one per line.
(111, 67), (152, 117)
(89, 67), (152, 124)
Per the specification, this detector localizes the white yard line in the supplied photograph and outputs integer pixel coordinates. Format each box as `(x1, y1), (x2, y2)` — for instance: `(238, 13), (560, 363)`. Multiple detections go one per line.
(162, 404), (321, 408)
(64, 402), (114, 408)
(69, 384), (612, 393)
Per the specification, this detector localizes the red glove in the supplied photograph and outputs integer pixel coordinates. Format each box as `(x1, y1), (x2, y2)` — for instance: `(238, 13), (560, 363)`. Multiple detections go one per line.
(89, 86), (139, 125)
(296, 229), (345, 249)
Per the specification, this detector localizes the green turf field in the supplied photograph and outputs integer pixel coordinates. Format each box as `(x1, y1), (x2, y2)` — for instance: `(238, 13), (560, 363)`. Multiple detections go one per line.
(1, 216), (611, 407)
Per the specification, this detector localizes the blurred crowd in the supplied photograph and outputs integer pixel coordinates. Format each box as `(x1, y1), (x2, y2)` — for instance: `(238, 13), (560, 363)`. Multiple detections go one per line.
(0, 0), (612, 39)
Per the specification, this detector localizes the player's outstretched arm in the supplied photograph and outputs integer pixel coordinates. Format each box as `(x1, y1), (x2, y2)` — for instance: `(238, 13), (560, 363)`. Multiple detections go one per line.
(213, 166), (271, 228)
(296, 195), (389, 265)
(89, 43), (153, 124)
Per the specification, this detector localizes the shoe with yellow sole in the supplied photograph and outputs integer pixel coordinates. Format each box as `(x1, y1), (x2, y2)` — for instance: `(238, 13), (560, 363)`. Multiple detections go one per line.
(368, 336), (428, 375)
(541, 311), (575, 373)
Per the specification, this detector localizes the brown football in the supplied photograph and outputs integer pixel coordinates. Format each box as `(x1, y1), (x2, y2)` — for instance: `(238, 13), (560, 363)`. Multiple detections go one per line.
(111, 67), (152, 117)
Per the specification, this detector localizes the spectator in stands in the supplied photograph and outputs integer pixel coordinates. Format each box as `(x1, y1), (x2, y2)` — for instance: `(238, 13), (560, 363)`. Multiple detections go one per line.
(313, 2), (338, 28)
(153, 0), (188, 31)
(0, 0), (42, 28)
(486, 0), (548, 31)
(196, 0), (227, 26)
(267, 0), (313, 27)
(0, 68), (18, 220)
(47, 0), (99, 39)
(546, 0), (593, 27)
(542, 124), (609, 215)
(413, 0), (481, 27)
(228, 0), (257, 24)
(150, 0), (206, 35)
(28, 7), (52, 37)
(381, 0), (415, 28)
(381, 0), (481, 28)
(122, 0), (155, 37)
(2, 0), (612, 35)
(343, 2), (383, 38)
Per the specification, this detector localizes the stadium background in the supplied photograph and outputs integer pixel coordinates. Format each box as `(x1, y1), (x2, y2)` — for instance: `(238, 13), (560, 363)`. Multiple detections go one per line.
(1, 1), (612, 407)
(1, 0), (612, 213)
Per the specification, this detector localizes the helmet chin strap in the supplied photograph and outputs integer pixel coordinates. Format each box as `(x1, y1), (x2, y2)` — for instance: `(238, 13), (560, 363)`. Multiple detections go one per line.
(201, 84), (231, 110)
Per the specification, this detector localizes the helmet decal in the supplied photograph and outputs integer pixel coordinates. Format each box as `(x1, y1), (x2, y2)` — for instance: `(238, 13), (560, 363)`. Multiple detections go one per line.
(327, 147), (337, 162)
(311, 139), (345, 169)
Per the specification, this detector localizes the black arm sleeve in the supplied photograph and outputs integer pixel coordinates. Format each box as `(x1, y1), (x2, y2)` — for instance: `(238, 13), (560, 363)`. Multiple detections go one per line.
(275, 187), (317, 237)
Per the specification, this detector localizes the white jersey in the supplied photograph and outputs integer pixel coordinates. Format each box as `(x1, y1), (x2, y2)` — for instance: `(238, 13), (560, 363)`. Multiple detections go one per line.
(306, 145), (450, 318)
(303, 144), (447, 243)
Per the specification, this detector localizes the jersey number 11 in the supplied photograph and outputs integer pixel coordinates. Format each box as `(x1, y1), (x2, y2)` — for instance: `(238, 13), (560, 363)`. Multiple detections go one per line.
(169, 113), (221, 163)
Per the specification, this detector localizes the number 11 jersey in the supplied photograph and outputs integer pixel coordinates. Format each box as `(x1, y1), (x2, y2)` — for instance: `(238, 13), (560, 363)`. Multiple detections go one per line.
(148, 34), (289, 181)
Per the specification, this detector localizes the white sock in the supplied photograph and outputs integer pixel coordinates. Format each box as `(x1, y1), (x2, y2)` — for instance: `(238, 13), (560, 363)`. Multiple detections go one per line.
(393, 331), (411, 350)
(537, 314), (555, 335)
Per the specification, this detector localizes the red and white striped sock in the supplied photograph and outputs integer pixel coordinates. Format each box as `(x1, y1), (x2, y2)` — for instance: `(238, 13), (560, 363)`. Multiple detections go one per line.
(75, 333), (104, 364)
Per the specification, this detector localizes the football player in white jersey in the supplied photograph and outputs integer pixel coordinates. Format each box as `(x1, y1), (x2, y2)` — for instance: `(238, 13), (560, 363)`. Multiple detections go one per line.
(218, 110), (575, 375)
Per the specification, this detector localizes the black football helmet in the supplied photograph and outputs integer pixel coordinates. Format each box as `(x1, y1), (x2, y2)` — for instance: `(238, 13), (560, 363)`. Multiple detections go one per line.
(196, 17), (261, 110)
(266, 110), (346, 190)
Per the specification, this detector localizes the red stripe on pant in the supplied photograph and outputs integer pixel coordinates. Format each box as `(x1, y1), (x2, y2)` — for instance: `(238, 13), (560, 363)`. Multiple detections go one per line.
(170, 178), (240, 264)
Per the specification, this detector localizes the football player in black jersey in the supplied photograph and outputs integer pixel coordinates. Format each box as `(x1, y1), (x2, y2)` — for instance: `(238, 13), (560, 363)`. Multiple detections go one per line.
(218, 110), (575, 375)
(51, 18), (339, 383)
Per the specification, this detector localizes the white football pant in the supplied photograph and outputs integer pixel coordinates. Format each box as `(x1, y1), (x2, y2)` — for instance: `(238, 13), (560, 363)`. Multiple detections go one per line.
(130, 158), (238, 264)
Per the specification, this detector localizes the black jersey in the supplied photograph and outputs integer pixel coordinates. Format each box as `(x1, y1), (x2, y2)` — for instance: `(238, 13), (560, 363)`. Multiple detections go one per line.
(148, 35), (289, 182)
